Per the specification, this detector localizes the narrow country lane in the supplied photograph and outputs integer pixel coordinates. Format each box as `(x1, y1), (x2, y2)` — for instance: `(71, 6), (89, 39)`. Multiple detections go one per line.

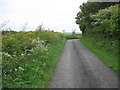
(49, 39), (119, 88)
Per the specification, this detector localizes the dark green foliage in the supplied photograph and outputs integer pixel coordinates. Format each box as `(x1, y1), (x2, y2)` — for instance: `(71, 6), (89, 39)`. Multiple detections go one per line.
(76, 2), (119, 74)
(76, 3), (119, 55)
(75, 2), (119, 33)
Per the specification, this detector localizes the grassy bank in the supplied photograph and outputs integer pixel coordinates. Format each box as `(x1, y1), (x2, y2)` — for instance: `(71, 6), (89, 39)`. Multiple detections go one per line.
(2, 30), (66, 88)
(3, 39), (66, 88)
(80, 37), (119, 75)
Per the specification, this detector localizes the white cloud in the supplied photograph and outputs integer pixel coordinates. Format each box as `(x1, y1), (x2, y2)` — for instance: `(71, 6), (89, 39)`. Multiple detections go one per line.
(0, 0), (87, 32)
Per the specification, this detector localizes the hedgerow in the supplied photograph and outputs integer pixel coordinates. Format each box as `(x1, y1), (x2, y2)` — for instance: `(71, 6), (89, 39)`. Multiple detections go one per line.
(76, 3), (119, 73)
(2, 30), (65, 88)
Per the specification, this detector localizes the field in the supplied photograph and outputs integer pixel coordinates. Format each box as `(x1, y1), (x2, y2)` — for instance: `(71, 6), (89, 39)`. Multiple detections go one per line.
(63, 33), (81, 39)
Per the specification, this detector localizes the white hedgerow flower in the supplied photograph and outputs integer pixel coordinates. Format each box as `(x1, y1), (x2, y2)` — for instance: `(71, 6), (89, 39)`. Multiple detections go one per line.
(19, 67), (24, 71)
(3, 52), (12, 58)
(15, 69), (17, 71)
(21, 54), (24, 55)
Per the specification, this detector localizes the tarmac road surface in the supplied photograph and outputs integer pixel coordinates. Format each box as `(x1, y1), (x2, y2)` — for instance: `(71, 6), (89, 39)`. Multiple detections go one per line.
(49, 39), (119, 88)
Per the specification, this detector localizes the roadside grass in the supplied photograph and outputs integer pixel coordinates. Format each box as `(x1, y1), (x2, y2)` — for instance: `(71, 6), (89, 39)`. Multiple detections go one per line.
(80, 37), (119, 75)
(2, 39), (66, 88)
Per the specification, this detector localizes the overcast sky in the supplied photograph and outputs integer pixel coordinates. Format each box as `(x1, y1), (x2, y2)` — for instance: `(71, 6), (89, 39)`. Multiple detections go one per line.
(0, 0), (87, 33)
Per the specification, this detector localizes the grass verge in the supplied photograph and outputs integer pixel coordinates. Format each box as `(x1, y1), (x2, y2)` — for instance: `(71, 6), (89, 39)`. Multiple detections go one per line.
(80, 37), (119, 75)
(3, 39), (66, 88)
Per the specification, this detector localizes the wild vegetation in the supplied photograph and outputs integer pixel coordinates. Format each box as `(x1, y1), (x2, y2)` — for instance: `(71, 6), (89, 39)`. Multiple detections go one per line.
(63, 33), (81, 39)
(2, 29), (66, 88)
(76, 2), (119, 74)
(2, 1), (119, 88)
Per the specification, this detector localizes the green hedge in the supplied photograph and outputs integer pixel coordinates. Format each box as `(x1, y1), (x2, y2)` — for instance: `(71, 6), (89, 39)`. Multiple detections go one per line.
(90, 5), (119, 38)
(76, 3), (119, 74)
(76, 4), (119, 56)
